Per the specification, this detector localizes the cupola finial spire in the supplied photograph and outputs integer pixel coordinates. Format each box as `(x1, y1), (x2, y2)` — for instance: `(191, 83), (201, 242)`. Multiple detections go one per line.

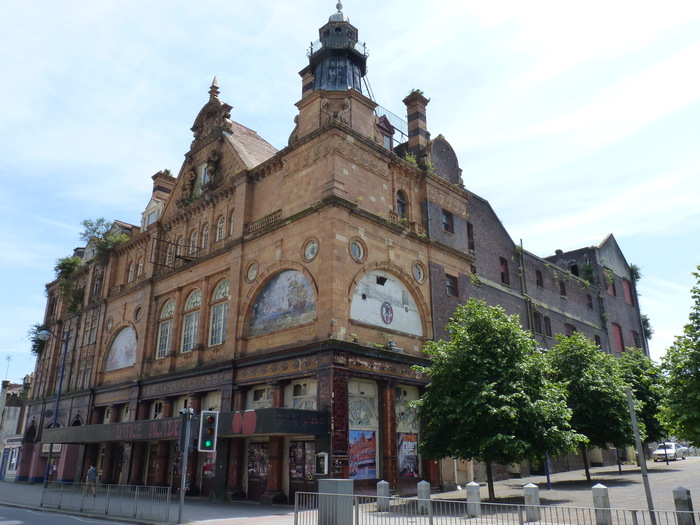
(209, 77), (220, 102)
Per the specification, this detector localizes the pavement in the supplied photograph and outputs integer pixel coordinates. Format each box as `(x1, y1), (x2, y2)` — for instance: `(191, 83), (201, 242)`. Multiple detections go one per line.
(436, 456), (700, 510)
(1, 458), (698, 525)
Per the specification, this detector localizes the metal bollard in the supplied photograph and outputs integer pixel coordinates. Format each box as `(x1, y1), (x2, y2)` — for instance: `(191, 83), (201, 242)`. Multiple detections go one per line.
(377, 480), (390, 512)
(592, 483), (612, 525)
(417, 480), (431, 516)
(524, 483), (541, 522)
(673, 486), (696, 525)
(466, 481), (481, 517)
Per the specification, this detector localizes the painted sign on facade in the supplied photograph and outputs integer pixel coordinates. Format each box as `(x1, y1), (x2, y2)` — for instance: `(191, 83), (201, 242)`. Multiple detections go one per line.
(104, 327), (137, 371)
(350, 270), (422, 337)
(248, 270), (316, 337)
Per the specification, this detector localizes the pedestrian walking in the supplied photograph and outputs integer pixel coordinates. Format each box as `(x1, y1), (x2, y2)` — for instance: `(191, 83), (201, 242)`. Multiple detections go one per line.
(85, 465), (97, 496)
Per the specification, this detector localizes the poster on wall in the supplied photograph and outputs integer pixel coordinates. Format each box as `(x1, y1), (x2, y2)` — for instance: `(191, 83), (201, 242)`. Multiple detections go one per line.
(248, 442), (269, 480)
(398, 433), (419, 477)
(348, 430), (376, 479)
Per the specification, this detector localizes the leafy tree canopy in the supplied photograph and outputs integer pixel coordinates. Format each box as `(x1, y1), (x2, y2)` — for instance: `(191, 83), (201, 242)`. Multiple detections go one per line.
(27, 323), (46, 356)
(618, 348), (665, 444)
(548, 333), (634, 449)
(79, 218), (113, 243)
(414, 299), (582, 494)
(80, 218), (129, 263)
(660, 266), (700, 444)
(547, 332), (634, 480)
(54, 255), (83, 280)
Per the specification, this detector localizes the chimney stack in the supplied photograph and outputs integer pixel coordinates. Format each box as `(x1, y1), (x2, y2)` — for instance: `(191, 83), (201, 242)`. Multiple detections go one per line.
(152, 170), (176, 201)
(403, 90), (430, 154)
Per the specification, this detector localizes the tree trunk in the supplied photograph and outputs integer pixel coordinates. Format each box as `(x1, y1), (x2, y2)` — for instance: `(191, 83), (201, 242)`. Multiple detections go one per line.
(486, 461), (496, 501)
(581, 445), (591, 481)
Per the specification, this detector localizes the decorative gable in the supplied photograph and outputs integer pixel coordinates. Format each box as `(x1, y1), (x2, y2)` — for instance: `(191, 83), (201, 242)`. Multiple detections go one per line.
(190, 77), (233, 148)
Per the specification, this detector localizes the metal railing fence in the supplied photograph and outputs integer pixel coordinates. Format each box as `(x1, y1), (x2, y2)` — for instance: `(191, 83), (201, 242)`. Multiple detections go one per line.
(41, 481), (171, 523)
(294, 492), (700, 525)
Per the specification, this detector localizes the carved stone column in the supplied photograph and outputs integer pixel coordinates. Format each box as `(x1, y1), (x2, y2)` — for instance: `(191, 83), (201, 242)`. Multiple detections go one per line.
(331, 371), (349, 477)
(154, 398), (174, 485)
(226, 387), (247, 499)
(381, 382), (398, 489)
(100, 406), (119, 483)
(261, 383), (287, 504)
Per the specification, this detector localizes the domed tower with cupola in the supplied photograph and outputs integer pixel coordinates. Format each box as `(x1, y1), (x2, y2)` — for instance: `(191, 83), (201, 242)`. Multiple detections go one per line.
(290, 2), (382, 144)
(309, 2), (367, 93)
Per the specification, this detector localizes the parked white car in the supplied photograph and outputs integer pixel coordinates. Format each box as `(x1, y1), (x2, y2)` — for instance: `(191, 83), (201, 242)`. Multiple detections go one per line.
(652, 442), (686, 461)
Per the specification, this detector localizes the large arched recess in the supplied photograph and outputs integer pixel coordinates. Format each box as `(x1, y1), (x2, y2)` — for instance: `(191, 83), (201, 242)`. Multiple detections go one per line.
(104, 325), (138, 371)
(243, 262), (318, 338)
(348, 262), (431, 338)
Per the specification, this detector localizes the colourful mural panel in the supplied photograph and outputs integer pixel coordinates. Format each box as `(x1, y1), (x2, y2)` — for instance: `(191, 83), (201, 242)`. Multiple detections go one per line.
(349, 430), (377, 479)
(248, 270), (316, 337)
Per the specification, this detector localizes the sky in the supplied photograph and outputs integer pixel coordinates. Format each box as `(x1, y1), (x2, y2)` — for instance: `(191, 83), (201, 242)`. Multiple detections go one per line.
(1, 0), (699, 383)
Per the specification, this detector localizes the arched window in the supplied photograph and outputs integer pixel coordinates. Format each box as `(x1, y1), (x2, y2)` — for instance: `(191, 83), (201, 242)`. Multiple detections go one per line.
(136, 258), (144, 277)
(91, 274), (103, 299)
(229, 212), (235, 237)
(611, 322), (624, 353)
(215, 216), (225, 242)
(209, 280), (230, 346)
(181, 290), (201, 352)
(201, 224), (209, 250)
(397, 190), (408, 219)
(176, 236), (184, 256)
(189, 230), (198, 255)
(127, 262), (135, 283)
(156, 300), (175, 359)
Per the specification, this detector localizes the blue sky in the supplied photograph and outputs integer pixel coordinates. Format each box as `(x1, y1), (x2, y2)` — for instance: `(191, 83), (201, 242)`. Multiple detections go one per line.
(1, 0), (699, 382)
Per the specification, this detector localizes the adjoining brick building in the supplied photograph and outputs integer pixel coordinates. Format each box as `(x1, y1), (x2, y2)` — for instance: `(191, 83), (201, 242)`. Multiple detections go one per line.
(20, 5), (647, 499)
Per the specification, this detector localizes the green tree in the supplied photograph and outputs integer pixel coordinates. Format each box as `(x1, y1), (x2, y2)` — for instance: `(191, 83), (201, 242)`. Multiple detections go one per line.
(53, 255), (84, 313)
(79, 218), (113, 243)
(548, 333), (633, 480)
(414, 299), (582, 500)
(54, 255), (83, 279)
(660, 266), (700, 444)
(618, 348), (665, 449)
(80, 218), (129, 263)
(27, 323), (46, 356)
(641, 314), (654, 340)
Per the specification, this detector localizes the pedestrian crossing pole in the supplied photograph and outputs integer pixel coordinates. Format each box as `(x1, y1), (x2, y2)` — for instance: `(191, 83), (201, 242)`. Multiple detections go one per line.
(178, 407), (194, 524)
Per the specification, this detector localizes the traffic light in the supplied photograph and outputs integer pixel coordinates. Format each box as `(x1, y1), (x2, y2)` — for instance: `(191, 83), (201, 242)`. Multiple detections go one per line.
(198, 410), (219, 452)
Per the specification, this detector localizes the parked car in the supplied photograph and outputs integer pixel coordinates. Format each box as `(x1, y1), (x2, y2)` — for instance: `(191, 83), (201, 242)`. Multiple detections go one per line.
(651, 442), (686, 461)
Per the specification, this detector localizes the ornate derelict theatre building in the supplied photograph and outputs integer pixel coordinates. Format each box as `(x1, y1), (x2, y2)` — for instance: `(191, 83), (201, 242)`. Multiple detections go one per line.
(21, 4), (647, 501)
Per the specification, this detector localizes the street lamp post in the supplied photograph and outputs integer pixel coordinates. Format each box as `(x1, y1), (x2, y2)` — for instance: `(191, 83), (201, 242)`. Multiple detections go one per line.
(37, 327), (70, 487)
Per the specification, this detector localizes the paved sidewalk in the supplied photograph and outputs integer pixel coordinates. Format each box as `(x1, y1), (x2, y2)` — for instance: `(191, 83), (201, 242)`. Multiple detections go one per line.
(1, 458), (698, 524)
(435, 457), (700, 510)
(0, 481), (296, 525)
